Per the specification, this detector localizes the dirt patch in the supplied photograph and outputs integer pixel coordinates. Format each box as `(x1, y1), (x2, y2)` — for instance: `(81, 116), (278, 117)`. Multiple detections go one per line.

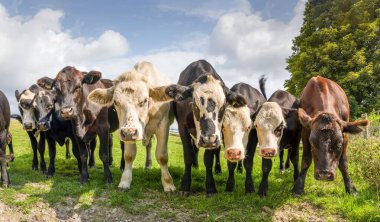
(272, 202), (346, 222)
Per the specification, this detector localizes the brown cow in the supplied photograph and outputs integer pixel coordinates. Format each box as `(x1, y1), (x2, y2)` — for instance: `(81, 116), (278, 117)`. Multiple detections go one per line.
(292, 76), (368, 195)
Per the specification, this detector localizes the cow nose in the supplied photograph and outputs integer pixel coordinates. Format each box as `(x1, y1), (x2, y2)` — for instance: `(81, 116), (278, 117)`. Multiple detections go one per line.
(61, 107), (73, 118)
(226, 148), (242, 162)
(120, 127), (138, 141)
(315, 169), (335, 181)
(260, 148), (277, 158)
(23, 122), (33, 131)
(199, 135), (219, 148)
(38, 122), (49, 131)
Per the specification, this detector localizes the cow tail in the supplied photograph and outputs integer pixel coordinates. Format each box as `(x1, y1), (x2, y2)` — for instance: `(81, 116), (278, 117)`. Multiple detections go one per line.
(259, 75), (267, 100)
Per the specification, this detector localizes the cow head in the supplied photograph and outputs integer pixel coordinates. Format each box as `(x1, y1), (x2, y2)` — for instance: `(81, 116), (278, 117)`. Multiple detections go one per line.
(88, 70), (158, 143)
(164, 74), (246, 149)
(34, 89), (56, 131)
(37, 66), (101, 120)
(298, 108), (368, 181)
(222, 104), (252, 162)
(254, 102), (286, 159)
(15, 85), (40, 131)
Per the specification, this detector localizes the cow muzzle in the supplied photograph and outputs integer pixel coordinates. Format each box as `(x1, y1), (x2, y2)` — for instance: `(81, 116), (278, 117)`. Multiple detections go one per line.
(259, 148), (277, 159)
(225, 148), (243, 162)
(315, 169), (335, 181)
(120, 127), (138, 142)
(198, 135), (219, 148)
(23, 122), (34, 131)
(60, 107), (74, 119)
(37, 121), (51, 132)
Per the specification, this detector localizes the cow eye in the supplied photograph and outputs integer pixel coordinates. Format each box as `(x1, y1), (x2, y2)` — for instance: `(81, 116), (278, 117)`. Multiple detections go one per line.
(274, 124), (284, 137)
(114, 100), (120, 106)
(138, 98), (148, 107)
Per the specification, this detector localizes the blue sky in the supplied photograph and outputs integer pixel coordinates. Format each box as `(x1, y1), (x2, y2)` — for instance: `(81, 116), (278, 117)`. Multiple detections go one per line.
(0, 0), (305, 113)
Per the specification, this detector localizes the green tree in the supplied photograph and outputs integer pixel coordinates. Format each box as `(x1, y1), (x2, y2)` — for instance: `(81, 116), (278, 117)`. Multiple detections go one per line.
(285, 0), (380, 117)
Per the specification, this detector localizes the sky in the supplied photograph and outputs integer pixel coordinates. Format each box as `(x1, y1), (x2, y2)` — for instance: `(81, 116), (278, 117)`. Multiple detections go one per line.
(0, 0), (306, 114)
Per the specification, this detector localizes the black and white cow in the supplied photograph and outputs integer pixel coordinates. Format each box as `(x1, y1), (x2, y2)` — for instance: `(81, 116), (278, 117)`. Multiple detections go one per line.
(222, 82), (266, 193)
(161, 60), (247, 195)
(254, 89), (301, 197)
(0, 90), (12, 187)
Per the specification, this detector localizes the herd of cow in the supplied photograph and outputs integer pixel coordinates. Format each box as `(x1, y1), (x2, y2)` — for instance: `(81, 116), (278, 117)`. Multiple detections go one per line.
(0, 60), (369, 197)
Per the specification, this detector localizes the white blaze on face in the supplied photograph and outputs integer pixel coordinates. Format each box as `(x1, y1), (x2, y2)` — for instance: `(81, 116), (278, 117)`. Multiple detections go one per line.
(113, 74), (149, 142)
(254, 102), (285, 158)
(19, 90), (37, 130)
(192, 76), (226, 147)
(222, 105), (252, 161)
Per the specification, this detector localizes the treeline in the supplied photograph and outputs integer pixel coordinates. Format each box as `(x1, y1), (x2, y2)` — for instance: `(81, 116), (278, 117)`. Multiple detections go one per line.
(285, 0), (380, 117)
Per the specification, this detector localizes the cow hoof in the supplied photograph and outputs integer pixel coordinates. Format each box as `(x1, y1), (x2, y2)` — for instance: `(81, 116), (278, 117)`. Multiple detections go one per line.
(105, 177), (113, 184)
(164, 185), (176, 193)
(2, 183), (9, 188)
(144, 165), (152, 170)
(236, 168), (243, 174)
(179, 191), (190, 197)
(214, 165), (222, 174)
(292, 188), (303, 196)
(10, 155), (15, 162)
(32, 166), (38, 171)
(40, 170), (47, 175)
(80, 178), (90, 184)
(225, 186), (234, 192)
(118, 181), (131, 190)
(88, 164), (95, 169)
(191, 164), (199, 169)
(206, 192), (216, 197)
(66, 155), (71, 160)
(258, 190), (267, 197)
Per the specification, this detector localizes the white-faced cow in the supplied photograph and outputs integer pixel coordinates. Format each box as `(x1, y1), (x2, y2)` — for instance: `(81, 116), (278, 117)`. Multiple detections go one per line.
(0, 90), (12, 187)
(37, 67), (117, 184)
(293, 76), (368, 195)
(254, 87), (301, 197)
(88, 61), (176, 192)
(222, 82), (266, 193)
(161, 60), (246, 195)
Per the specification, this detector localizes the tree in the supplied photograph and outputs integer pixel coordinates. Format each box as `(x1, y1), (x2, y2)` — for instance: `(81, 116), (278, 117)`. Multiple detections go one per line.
(285, 0), (380, 117)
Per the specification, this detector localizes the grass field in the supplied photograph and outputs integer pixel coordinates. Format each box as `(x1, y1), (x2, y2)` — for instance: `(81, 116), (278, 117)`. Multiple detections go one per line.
(0, 120), (379, 221)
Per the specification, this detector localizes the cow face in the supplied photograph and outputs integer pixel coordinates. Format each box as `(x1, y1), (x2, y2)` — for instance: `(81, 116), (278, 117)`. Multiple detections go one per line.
(254, 102), (285, 159)
(88, 71), (153, 143)
(165, 74), (246, 149)
(34, 90), (55, 131)
(37, 66), (101, 120)
(222, 105), (252, 162)
(298, 108), (368, 181)
(15, 89), (38, 131)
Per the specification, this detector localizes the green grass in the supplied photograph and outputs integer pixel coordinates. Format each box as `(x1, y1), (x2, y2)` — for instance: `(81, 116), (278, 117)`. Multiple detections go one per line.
(1, 120), (379, 221)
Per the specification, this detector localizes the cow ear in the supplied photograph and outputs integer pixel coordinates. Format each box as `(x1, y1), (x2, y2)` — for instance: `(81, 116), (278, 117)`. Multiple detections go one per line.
(37, 77), (55, 90)
(343, 119), (369, 134)
(15, 90), (20, 102)
(160, 84), (193, 102)
(149, 86), (173, 102)
(83, 71), (102, 84)
(298, 108), (312, 129)
(87, 86), (115, 107)
(226, 91), (246, 108)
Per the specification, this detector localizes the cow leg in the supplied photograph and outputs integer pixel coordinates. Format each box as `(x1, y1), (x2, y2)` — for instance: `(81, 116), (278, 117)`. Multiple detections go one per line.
(98, 130), (112, 184)
(290, 141), (300, 182)
(236, 160), (243, 174)
(214, 147), (222, 174)
(120, 141), (125, 171)
(65, 138), (71, 159)
(46, 136), (56, 178)
(279, 150), (285, 171)
(77, 139), (89, 184)
(245, 130), (257, 193)
(38, 133), (47, 174)
(7, 133), (14, 162)
(292, 132), (312, 195)
(204, 149), (217, 195)
(179, 127), (194, 196)
(225, 161), (237, 192)
(258, 158), (272, 197)
(28, 132), (38, 171)
(192, 144), (199, 169)
(285, 149), (291, 169)
(108, 133), (113, 166)
(145, 138), (153, 170)
(155, 120), (175, 192)
(118, 143), (136, 190)
(339, 134), (357, 194)
(70, 138), (81, 173)
(1, 159), (9, 188)
(88, 139), (96, 168)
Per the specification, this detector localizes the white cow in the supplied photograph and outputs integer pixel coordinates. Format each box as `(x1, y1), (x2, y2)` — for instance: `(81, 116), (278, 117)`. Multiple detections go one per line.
(88, 61), (175, 192)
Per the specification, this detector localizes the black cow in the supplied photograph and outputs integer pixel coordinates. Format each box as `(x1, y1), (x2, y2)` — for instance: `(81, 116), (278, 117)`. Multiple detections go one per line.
(164, 60), (246, 195)
(0, 90), (12, 187)
(222, 82), (266, 193)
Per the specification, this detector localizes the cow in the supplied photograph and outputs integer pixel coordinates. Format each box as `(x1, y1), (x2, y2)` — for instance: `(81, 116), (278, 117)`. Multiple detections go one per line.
(254, 86), (301, 197)
(158, 60), (246, 195)
(292, 76), (368, 195)
(87, 61), (176, 192)
(222, 82), (266, 193)
(0, 90), (12, 187)
(15, 85), (45, 172)
(37, 67), (117, 184)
